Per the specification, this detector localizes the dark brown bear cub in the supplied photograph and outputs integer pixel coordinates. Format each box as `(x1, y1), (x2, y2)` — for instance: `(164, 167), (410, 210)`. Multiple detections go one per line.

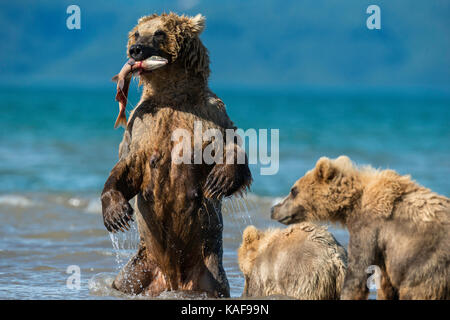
(101, 13), (252, 297)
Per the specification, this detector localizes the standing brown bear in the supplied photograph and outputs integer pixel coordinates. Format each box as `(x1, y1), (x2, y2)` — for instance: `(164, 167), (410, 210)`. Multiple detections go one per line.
(101, 13), (252, 297)
(271, 156), (449, 300)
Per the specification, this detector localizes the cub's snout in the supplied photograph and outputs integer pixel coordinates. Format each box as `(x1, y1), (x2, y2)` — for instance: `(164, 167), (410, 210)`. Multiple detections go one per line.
(270, 204), (281, 220)
(271, 198), (306, 225)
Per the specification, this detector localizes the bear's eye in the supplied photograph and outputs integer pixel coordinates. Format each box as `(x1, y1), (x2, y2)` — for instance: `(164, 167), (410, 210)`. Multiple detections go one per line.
(154, 30), (166, 38)
(134, 31), (140, 39)
(290, 187), (298, 198)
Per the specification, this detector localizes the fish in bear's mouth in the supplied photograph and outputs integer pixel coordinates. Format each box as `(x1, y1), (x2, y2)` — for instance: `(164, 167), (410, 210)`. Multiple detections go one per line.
(111, 56), (168, 129)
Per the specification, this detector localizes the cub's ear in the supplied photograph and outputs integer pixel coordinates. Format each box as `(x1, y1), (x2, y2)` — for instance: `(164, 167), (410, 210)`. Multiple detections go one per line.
(189, 14), (206, 34)
(242, 225), (260, 244)
(315, 157), (337, 181)
(335, 155), (352, 167)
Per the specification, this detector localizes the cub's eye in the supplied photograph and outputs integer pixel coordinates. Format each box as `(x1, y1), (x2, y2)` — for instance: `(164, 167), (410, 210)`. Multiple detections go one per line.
(154, 30), (166, 38)
(134, 31), (139, 39)
(290, 187), (298, 198)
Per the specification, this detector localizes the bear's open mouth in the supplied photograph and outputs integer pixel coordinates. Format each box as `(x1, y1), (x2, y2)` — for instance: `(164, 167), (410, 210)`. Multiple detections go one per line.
(130, 56), (168, 74)
(277, 215), (295, 225)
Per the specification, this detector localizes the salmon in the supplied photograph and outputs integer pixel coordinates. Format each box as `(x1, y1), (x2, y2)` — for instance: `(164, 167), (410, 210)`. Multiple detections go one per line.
(112, 56), (168, 129)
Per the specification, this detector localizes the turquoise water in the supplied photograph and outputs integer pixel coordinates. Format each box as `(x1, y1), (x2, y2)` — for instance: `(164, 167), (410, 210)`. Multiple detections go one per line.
(0, 85), (449, 299)
(2, 86), (449, 195)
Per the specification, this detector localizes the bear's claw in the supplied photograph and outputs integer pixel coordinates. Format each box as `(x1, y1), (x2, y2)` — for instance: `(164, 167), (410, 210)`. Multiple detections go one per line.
(101, 190), (134, 233)
(203, 164), (251, 200)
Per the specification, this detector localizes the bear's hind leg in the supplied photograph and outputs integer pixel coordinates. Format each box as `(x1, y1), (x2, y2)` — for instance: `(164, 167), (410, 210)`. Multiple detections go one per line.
(377, 268), (398, 300)
(112, 243), (154, 295)
(198, 252), (230, 298)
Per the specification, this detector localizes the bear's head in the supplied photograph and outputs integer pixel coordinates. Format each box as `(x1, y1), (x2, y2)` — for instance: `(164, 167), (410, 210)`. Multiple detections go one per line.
(271, 156), (362, 225)
(127, 13), (209, 80)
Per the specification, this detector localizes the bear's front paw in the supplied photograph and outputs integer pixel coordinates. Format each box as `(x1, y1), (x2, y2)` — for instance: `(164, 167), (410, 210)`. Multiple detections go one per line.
(101, 190), (134, 233)
(203, 164), (251, 199)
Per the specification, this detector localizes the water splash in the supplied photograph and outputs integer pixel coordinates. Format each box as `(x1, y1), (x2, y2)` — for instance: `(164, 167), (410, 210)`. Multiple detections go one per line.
(109, 232), (122, 269)
(88, 272), (116, 296)
(108, 219), (140, 271)
(222, 195), (255, 235)
(156, 290), (210, 300)
(105, 219), (142, 296)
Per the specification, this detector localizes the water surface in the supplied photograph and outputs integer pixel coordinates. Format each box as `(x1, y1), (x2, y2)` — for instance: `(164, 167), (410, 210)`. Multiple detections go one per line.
(0, 86), (448, 299)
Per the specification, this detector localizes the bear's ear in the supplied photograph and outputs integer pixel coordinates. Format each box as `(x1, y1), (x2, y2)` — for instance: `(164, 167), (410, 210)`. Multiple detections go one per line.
(315, 157), (337, 181)
(242, 225), (260, 244)
(335, 155), (352, 167)
(188, 14), (206, 35)
(137, 16), (149, 24)
(137, 13), (158, 25)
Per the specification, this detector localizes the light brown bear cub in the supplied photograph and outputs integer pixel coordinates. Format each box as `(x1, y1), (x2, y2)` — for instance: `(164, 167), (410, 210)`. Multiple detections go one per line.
(238, 222), (347, 299)
(271, 156), (450, 299)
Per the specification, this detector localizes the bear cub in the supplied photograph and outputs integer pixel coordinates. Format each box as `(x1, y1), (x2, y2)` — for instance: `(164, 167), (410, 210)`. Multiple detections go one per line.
(238, 222), (347, 299)
(272, 156), (449, 299)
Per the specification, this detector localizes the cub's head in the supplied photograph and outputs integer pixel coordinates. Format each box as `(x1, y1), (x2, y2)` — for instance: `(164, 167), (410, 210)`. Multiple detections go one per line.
(238, 226), (263, 277)
(127, 13), (209, 78)
(271, 156), (361, 225)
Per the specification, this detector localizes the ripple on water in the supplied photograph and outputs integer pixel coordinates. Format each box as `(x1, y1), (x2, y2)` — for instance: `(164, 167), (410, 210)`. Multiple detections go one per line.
(1, 192), (350, 299)
(0, 194), (32, 207)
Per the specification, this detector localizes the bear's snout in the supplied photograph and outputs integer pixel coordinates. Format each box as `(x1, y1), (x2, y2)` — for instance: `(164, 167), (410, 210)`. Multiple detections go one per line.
(271, 201), (306, 225)
(129, 44), (159, 61)
(129, 44), (144, 60)
(270, 204), (284, 222)
(271, 206), (291, 224)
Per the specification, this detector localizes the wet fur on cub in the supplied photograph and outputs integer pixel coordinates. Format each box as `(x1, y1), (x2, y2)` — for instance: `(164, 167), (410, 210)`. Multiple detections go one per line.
(238, 222), (347, 299)
(272, 156), (450, 299)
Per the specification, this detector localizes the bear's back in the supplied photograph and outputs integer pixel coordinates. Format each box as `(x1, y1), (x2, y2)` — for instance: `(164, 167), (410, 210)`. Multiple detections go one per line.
(248, 222), (347, 299)
(396, 187), (450, 224)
